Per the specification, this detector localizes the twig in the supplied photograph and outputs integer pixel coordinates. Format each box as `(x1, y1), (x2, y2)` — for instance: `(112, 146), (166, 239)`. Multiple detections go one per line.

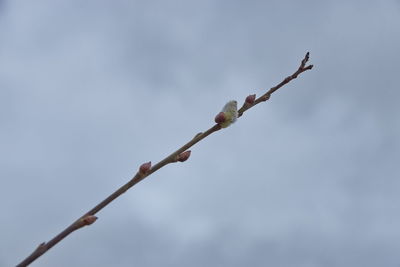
(16, 52), (313, 267)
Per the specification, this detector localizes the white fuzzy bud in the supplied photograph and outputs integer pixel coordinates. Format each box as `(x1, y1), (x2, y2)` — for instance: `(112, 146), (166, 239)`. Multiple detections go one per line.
(219, 100), (238, 128)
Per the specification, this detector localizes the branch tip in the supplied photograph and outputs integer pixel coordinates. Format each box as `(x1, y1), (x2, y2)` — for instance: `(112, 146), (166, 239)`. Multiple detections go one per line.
(300, 52), (311, 69)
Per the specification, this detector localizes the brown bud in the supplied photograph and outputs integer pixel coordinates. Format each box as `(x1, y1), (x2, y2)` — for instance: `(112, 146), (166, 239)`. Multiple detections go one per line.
(245, 94), (256, 104)
(194, 132), (203, 139)
(214, 112), (226, 124)
(81, 215), (98, 226)
(139, 161), (152, 175)
(177, 150), (191, 162)
(35, 242), (47, 253)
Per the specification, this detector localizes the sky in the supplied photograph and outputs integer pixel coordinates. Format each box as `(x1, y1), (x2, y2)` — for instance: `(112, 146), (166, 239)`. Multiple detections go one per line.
(1, 1), (400, 266)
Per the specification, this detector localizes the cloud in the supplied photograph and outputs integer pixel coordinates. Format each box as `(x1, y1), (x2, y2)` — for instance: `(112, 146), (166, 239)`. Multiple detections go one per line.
(1, 1), (399, 266)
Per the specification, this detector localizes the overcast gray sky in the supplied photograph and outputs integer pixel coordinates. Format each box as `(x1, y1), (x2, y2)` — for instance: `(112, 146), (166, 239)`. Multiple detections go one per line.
(1, 1), (400, 266)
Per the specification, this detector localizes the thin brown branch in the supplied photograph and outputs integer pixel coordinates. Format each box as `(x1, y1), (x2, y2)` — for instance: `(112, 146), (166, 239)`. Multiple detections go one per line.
(238, 51), (313, 117)
(16, 52), (313, 267)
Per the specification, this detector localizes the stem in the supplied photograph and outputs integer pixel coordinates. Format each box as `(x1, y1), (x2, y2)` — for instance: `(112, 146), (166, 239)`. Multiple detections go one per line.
(16, 52), (313, 267)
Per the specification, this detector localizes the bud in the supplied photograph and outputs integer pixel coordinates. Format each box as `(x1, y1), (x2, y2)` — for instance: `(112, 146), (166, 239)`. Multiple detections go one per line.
(177, 150), (191, 162)
(194, 132), (203, 139)
(214, 112), (226, 124)
(245, 94), (256, 104)
(139, 161), (152, 175)
(218, 100), (238, 128)
(81, 215), (98, 226)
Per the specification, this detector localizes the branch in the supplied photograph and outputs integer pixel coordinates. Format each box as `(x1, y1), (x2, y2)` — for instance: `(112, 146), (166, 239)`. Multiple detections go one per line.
(16, 52), (313, 267)
(238, 52), (313, 116)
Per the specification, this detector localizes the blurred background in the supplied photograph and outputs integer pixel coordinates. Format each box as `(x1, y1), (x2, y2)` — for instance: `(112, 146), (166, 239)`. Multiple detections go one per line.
(1, 1), (399, 266)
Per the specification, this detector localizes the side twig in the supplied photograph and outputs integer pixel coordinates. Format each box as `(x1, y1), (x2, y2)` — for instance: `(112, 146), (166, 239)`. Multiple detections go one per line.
(16, 52), (313, 267)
